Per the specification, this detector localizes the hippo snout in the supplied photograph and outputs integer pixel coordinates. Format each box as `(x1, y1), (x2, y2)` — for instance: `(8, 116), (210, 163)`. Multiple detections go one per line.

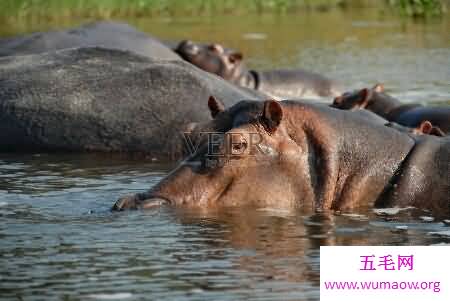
(112, 194), (171, 211)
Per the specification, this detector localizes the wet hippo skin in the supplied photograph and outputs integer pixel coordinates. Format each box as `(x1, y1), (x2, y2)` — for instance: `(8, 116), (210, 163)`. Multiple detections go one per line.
(0, 21), (180, 60)
(333, 84), (450, 135)
(113, 98), (450, 218)
(0, 47), (266, 159)
(175, 40), (342, 99)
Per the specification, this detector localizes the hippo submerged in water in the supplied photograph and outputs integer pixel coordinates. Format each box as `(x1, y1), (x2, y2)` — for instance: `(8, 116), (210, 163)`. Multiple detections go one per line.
(0, 21), (180, 60)
(0, 47), (266, 159)
(333, 84), (450, 135)
(113, 97), (450, 218)
(175, 40), (342, 99)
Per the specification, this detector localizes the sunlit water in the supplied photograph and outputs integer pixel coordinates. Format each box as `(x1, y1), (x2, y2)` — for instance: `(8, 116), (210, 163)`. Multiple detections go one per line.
(1, 153), (449, 301)
(1, 9), (450, 301)
(2, 9), (449, 103)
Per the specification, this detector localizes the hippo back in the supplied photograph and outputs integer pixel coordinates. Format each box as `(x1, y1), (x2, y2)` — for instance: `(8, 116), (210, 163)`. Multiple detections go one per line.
(0, 47), (265, 159)
(375, 135), (450, 217)
(0, 21), (180, 60)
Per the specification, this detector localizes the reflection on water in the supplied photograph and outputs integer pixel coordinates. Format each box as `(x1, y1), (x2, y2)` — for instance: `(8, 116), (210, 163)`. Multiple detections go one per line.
(0, 8), (449, 301)
(1, 10), (449, 103)
(0, 153), (449, 301)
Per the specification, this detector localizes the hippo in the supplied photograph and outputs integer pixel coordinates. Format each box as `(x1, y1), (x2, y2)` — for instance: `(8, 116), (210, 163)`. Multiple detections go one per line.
(112, 97), (450, 218)
(0, 21), (180, 60)
(332, 84), (450, 134)
(175, 40), (342, 99)
(0, 47), (266, 159)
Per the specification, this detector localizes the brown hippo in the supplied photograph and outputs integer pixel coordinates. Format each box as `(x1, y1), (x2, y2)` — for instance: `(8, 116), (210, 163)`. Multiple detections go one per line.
(175, 40), (342, 99)
(112, 97), (450, 218)
(332, 84), (450, 135)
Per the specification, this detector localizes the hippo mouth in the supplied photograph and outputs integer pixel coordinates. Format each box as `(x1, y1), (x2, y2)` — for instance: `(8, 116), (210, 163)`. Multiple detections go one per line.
(138, 196), (172, 209)
(112, 194), (172, 211)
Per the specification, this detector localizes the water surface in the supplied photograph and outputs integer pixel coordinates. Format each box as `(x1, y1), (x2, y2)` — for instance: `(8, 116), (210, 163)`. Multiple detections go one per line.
(1, 153), (449, 301)
(1, 9), (450, 301)
(2, 9), (449, 103)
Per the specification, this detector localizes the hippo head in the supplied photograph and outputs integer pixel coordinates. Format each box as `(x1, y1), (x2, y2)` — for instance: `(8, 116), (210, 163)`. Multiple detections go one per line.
(175, 40), (245, 82)
(113, 97), (316, 210)
(332, 83), (385, 110)
(386, 120), (445, 137)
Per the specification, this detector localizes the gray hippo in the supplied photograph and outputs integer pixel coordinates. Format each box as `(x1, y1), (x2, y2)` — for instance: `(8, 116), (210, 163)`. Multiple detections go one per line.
(332, 84), (450, 135)
(0, 21), (180, 60)
(175, 40), (342, 99)
(0, 47), (266, 159)
(112, 97), (450, 218)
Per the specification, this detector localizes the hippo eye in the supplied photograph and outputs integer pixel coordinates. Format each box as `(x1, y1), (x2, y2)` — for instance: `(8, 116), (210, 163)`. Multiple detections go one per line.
(232, 141), (247, 153)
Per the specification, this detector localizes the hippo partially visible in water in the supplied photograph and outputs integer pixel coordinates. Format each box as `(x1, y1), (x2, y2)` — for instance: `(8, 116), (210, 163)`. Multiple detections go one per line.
(332, 84), (450, 135)
(386, 120), (445, 137)
(113, 97), (450, 218)
(0, 47), (266, 159)
(0, 21), (180, 60)
(175, 40), (342, 99)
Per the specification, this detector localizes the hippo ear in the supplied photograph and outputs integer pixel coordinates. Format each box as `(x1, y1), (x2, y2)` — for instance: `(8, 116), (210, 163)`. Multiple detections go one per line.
(261, 100), (283, 134)
(228, 52), (243, 64)
(208, 96), (225, 118)
(358, 88), (372, 108)
(372, 83), (385, 93)
(417, 120), (445, 137)
(418, 120), (433, 135)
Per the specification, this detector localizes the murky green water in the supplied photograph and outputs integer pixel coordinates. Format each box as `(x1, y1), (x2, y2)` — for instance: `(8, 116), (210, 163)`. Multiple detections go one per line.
(1, 9), (450, 301)
(2, 9), (449, 103)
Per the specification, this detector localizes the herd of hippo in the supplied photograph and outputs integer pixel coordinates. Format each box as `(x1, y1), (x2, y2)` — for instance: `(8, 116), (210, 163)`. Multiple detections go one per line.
(0, 21), (448, 217)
